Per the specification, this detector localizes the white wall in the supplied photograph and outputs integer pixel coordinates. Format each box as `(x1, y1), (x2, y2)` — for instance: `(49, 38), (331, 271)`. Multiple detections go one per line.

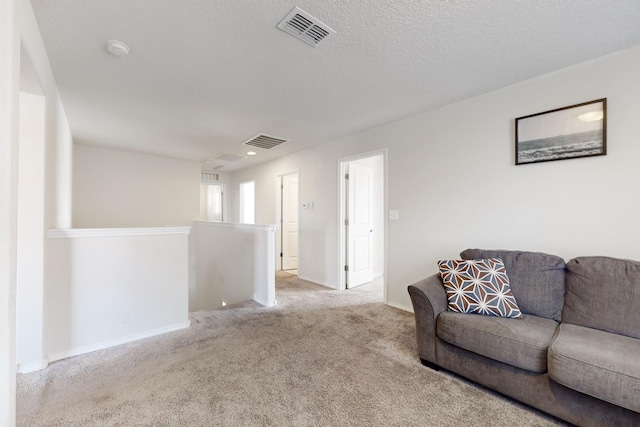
(45, 228), (191, 361)
(199, 185), (208, 220)
(16, 0), (74, 377)
(230, 44), (640, 311)
(230, 151), (350, 286)
(0, 0), (20, 423)
(2, 0), (73, 423)
(16, 92), (46, 372)
(73, 145), (200, 228)
(190, 221), (276, 311)
(48, 95), (73, 230)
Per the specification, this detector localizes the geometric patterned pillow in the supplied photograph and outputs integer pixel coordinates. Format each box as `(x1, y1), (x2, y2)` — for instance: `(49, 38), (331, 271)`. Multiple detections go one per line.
(438, 258), (523, 318)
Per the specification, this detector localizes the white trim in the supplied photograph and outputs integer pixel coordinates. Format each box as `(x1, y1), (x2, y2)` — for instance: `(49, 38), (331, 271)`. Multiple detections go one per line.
(275, 175), (282, 271)
(297, 274), (334, 289)
(47, 321), (191, 363)
(386, 301), (414, 313)
(16, 358), (49, 374)
(253, 294), (277, 307)
(193, 221), (276, 232)
(338, 148), (390, 164)
(338, 160), (348, 290)
(47, 227), (191, 239)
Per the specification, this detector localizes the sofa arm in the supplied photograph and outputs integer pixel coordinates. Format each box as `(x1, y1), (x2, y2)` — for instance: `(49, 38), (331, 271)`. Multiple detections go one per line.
(407, 273), (448, 366)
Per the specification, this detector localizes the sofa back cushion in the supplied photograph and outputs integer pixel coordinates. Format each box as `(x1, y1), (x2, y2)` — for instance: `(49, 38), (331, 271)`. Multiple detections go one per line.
(460, 249), (566, 322)
(563, 256), (640, 339)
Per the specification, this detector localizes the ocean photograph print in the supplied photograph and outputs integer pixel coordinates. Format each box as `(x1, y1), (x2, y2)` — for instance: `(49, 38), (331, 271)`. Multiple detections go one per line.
(515, 98), (606, 165)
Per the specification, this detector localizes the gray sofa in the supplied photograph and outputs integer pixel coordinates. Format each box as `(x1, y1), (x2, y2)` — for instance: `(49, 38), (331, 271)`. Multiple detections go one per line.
(408, 249), (640, 427)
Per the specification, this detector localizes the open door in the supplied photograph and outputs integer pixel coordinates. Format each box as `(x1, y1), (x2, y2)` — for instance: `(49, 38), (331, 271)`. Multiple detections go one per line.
(346, 163), (373, 288)
(281, 173), (299, 270)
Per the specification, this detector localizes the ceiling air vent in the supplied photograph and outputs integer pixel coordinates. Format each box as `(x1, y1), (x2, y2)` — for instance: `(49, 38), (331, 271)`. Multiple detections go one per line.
(277, 7), (336, 47)
(213, 153), (246, 162)
(243, 134), (289, 150)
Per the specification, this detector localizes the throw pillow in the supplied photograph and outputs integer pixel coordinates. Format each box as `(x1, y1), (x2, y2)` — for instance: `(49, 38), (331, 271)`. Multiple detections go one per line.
(460, 249), (566, 322)
(438, 258), (522, 318)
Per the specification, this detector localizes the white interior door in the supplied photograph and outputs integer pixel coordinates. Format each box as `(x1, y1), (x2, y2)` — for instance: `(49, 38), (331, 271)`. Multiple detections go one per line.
(347, 163), (373, 288)
(281, 173), (298, 270)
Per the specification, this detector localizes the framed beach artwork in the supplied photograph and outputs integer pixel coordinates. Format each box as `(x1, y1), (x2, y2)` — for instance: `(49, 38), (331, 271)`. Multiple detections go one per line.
(515, 98), (606, 165)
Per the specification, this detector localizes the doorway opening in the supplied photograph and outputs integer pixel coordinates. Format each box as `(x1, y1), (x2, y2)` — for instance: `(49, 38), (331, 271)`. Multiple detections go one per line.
(200, 183), (225, 222)
(277, 172), (299, 274)
(338, 151), (386, 301)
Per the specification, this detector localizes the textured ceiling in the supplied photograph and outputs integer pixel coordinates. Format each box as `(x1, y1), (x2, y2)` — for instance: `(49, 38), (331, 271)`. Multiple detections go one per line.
(31, 0), (640, 171)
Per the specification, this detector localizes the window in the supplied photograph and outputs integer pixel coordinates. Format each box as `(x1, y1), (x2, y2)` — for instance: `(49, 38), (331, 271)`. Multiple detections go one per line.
(239, 180), (255, 224)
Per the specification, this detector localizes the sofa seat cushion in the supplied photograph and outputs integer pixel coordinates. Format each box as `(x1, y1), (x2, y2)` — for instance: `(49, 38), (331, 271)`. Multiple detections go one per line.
(548, 324), (640, 413)
(437, 311), (558, 373)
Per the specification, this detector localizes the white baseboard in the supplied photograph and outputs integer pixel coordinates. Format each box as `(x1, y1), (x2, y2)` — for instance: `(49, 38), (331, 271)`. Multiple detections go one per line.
(48, 321), (191, 364)
(386, 301), (414, 313)
(253, 296), (276, 307)
(297, 274), (334, 289)
(17, 358), (50, 374)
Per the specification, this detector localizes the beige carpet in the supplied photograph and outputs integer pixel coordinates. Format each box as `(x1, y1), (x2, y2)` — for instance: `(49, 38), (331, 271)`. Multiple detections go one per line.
(17, 272), (567, 426)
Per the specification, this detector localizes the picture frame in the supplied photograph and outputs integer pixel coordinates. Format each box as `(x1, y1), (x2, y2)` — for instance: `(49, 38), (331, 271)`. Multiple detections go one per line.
(515, 98), (606, 165)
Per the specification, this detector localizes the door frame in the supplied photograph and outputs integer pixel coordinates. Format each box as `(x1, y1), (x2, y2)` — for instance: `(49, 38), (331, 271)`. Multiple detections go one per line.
(200, 182), (226, 222)
(276, 169), (300, 271)
(337, 149), (387, 299)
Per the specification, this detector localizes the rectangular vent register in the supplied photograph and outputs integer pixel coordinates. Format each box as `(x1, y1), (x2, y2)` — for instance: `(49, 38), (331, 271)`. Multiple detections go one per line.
(277, 6), (336, 47)
(243, 134), (289, 150)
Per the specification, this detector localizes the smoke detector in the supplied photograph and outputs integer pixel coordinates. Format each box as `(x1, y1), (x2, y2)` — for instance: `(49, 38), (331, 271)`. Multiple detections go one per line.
(106, 40), (130, 56)
(277, 7), (336, 47)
